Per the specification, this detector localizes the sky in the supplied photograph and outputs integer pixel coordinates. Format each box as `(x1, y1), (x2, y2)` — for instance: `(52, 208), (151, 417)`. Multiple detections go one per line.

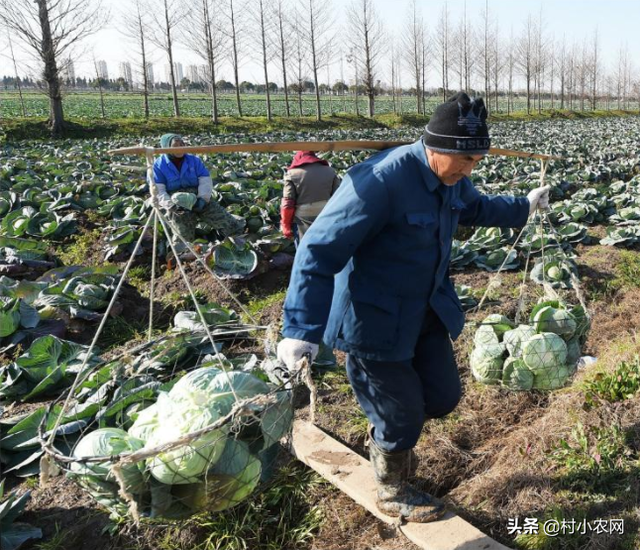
(2, 0), (639, 89)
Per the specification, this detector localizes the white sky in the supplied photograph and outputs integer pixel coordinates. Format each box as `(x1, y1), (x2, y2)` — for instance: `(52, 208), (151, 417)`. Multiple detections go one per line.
(2, 0), (638, 89)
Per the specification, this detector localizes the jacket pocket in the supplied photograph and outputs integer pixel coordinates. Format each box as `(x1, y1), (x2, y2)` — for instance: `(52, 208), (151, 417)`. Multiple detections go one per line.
(406, 212), (436, 228)
(340, 285), (401, 351)
(451, 198), (466, 229)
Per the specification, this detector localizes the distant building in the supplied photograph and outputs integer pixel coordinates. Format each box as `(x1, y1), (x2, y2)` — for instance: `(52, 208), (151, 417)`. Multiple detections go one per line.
(174, 62), (184, 83)
(164, 63), (172, 84)
(188, 64), (200, 83)
(97, 60), (108, 79)
(119, 61), (133, 88)
(62, 58), (75, 83)
(200, 64), (211, 85)
(146, 62), (154, 86)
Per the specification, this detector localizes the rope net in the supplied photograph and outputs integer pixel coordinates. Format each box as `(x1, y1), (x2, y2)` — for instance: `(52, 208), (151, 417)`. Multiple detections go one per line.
(36, 196), (312, 523)
(467, 161), (591, 391)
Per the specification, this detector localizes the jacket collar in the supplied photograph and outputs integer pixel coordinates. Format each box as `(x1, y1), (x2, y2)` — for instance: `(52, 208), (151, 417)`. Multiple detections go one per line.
(411, 139), (441, 193)
(161, 153), (188, 176)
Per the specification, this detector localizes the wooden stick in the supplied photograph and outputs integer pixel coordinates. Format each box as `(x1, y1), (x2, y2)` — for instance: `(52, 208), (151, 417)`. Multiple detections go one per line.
(108, 141), (562, 161)
(107, 141), (409, 156)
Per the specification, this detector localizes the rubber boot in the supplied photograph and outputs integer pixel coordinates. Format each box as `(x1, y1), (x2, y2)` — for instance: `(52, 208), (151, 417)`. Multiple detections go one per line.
(368, 434), (445, 523)
(366, 424), (417, 479)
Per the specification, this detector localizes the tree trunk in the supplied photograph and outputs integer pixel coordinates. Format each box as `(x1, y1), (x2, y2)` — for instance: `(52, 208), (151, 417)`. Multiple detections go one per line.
(36, 0), (64, 134)
(163, 0), (180, 117)
(354, 63), (359, 116)
(94, 62), (106, 118)
(8, 35), (26, 116)
(309, 0), (321, 121)
(259, 0), (271, 121)
(278, 4), (290, 117)
(203, 0), (218, 123)
(230, 0), (242, 116)
(138, 11), (150, 118)
(421, 42), (426, 116)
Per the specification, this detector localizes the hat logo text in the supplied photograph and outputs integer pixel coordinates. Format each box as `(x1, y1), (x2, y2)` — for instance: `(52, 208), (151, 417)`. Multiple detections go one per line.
(457, 100), (485, 136)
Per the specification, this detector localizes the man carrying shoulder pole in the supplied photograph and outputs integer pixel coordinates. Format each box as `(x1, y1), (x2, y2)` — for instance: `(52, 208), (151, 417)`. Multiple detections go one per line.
(277, 92), (550, 523)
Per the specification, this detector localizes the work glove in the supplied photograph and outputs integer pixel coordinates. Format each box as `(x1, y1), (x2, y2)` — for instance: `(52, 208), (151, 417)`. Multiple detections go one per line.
(146, 183), (174, 210)
(193, 197), (207, 213)
(277, 338), (319, 372)
(280, 202), (296, 240)
(527, 185), (551, 217)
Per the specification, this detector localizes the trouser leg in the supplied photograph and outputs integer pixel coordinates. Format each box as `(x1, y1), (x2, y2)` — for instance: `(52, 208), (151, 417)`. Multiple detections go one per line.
(346, 354), (425, 452)
(198, 200), (246, 237)
(413, 309), (462, 420)
(346, 309), (461, 452)
(345, 309), (458, 522)
(166, 209), (197, 251)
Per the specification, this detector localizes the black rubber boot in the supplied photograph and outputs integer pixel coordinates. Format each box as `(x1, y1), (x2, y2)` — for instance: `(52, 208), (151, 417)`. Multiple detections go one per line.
(368, 434), (445, 523)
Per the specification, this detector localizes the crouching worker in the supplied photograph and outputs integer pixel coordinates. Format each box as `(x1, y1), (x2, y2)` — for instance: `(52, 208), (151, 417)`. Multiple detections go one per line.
(149, 133), (245, 249)
(280, 151), (341, 242)
(276, 93), (550, 523)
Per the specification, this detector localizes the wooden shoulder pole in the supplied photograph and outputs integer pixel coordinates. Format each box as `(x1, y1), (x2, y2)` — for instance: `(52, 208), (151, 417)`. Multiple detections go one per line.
(108, 141), (562, 161)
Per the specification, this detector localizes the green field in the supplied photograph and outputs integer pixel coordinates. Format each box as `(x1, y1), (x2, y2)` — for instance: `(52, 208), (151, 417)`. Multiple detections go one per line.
(2, 90), (623, 120)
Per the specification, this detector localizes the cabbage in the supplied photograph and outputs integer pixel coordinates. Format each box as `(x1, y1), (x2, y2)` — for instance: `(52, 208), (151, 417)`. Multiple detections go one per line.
(547, 266), (563, 281)
(480, 314), (514, 341)
(128, 400), (163, 442)
(260, 390), (294, 448)
(503, 325), (537, 358)
(474, 324), (500, 347)
(171, 192), (197, 210)
(570, 305), (590, 339)
(73, 283), (108, 310)
(172, 438), (262, 512)
(532, 306), (577, 339)
(522, 333), (568, 373)
(146, 402), (227, 485)
(470, 343), (505, 384)
(0, 302), (20, 337)
(170, 369), (270, 417)
(168, 367), (224, 408)
(501, 357), (534, 391)
(474, 248), (519, 272)
(532, 364), (572, 390)
(70, 428), (146, 494)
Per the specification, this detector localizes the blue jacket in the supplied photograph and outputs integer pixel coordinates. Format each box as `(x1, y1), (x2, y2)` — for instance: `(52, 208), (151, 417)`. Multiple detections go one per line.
(152, 154), (209, 193)
(282, 139), (530, 362)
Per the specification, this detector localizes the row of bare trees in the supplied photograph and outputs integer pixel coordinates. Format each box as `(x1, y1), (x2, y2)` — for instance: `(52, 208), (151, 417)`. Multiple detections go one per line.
(119, 0), (338, 123)
(116, 0), (640, 121)
(2, 0), (639, 134)
(0, 0), (107, 133)
(431, 1), (638, 116)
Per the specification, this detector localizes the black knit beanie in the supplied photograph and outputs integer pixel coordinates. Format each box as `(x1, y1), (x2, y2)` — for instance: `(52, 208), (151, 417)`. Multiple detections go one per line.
(423, 92), (491, 154)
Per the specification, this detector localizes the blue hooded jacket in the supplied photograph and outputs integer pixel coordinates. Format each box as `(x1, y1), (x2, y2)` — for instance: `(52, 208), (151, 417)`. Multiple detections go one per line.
(152, 154), (210, 193)
(282, 139), (530, 362)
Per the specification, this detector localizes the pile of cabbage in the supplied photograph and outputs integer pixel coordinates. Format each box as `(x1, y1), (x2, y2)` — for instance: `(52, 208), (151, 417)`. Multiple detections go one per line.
(67, 366), (293, 519)
(469, 301), (589, 391)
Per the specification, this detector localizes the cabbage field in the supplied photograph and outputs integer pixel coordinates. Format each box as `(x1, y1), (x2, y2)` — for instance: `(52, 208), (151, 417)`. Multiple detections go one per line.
(0, 91), (574, 120)
(1, 116), (640, 550)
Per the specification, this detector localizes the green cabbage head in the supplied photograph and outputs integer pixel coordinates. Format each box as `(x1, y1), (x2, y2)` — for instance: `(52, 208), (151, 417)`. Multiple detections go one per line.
(532, 306), (577, 339)
(532, 364), (572, 390)
(171, 192), (197, 210)
(470, 343), (505, 384)
(502, 357), (535, 391)
(503, 325), (537, 358)
(71, 428), (146, 494)
(522, 333), (568, 372)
